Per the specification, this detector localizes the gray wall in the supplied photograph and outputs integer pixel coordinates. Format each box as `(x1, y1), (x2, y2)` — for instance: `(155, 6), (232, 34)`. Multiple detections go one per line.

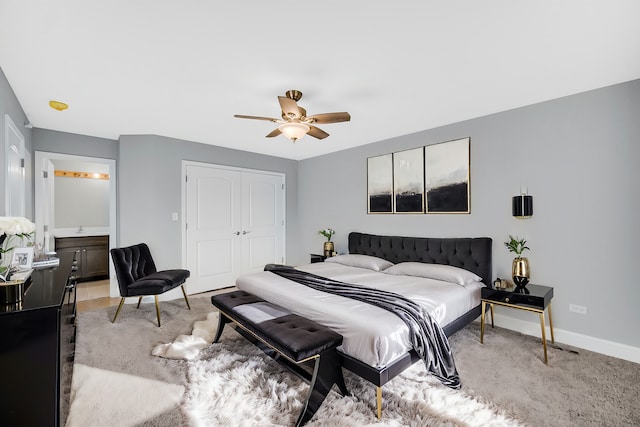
(118, 134), (299, 270)
(0, 68), (33, 217)
(297, 79), (640, 349)
(32, 128), (119, 160)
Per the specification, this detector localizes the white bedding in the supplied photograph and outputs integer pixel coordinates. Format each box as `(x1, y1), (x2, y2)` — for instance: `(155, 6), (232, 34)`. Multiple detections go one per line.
(235, 262), (483, 368)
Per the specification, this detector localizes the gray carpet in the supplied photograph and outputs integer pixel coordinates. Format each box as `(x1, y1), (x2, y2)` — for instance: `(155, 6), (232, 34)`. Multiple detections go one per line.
(68, 296), (640, 426)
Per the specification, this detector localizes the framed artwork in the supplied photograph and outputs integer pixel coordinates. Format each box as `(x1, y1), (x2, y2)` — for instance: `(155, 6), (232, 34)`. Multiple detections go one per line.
(367, 154), (393, 213)
(425, 137), (470, 213)
(393, 147), (425, 213)
(11, 247), (34, 269)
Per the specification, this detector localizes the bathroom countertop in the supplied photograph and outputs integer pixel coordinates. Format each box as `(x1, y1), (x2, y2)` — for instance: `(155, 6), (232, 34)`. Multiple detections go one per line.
(53, 231), (110, 238)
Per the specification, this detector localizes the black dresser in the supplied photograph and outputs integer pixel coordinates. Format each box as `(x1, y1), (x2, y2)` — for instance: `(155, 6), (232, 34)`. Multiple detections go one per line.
(0, 266), (77, 426)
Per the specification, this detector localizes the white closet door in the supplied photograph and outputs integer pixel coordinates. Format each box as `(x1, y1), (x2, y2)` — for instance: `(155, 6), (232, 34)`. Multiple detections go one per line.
(185, 163), (285, 294)
(186, 165), (242, 293)
(241, 172), (285, 273)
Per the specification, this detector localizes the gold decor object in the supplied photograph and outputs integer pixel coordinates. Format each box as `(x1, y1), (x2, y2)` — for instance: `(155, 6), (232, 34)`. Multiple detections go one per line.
(323, 241), (334, 258)
(512, 257), (530, 287)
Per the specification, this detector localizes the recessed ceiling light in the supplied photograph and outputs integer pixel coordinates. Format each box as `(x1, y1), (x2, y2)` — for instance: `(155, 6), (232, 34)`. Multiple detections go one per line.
(49, 100), (68, 111)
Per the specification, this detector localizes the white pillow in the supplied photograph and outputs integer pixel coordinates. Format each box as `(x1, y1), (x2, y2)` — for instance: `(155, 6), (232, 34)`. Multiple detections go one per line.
(324, 254), (394, 271)
(383, 262), (481, 286)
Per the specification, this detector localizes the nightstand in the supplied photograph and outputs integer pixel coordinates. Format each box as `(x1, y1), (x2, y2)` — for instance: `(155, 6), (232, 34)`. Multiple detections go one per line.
(480, 284), (555, 364)
(310, 254), (327, 263)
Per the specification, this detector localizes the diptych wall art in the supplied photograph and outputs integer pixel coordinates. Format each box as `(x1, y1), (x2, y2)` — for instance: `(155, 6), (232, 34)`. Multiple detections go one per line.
(367, 137), (470, 214)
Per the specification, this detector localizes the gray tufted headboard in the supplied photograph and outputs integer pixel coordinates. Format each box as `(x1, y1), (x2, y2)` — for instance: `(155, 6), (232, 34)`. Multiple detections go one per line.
(348, 232), (493, 286)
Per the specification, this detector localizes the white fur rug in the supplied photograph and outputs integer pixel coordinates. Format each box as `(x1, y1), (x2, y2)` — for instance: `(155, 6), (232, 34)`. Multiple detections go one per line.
(154, 311), (522, 427)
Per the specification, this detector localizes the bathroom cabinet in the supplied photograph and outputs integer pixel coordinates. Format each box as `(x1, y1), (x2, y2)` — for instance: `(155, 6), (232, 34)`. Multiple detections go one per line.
(55, 235), (109, 281)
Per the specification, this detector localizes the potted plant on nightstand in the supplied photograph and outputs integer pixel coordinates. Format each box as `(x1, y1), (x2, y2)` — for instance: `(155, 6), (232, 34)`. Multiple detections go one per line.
(319, 228), (335, 257)
(504, 235), (530, 288)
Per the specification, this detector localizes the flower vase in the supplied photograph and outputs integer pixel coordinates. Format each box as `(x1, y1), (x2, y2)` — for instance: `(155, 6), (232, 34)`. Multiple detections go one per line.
(512, 257), (530, 288)
(323, 241), (334, 258)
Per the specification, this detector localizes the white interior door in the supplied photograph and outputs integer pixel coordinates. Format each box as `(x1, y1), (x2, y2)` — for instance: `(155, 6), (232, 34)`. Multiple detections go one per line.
(242, 173), (285, 272)
(186, 164), (242, 293)
(184, 162), (285, 294)
(35, 158), (56, 251)
(4, 114), (25, 217)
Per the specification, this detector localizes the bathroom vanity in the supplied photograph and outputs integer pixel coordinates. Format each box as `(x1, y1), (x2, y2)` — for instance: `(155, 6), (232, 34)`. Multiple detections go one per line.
(55, 235), (109, 281)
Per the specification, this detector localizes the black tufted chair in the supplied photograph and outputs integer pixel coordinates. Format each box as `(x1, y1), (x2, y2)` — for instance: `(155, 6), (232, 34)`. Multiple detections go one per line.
(110, 243), (191, 326)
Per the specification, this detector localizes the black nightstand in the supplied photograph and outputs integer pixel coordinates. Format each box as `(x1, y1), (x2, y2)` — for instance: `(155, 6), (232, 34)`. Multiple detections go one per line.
(310, 254), (327, 263)
(480, 284), (555, 364)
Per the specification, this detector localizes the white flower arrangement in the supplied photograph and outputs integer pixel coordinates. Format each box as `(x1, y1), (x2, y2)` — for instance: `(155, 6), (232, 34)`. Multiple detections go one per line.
(0, 217), (36, 236)
(0, 217), (36, 276)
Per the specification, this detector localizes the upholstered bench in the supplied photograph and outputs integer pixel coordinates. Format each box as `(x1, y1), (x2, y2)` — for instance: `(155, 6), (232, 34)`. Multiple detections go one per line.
(211, 290), (348, 427)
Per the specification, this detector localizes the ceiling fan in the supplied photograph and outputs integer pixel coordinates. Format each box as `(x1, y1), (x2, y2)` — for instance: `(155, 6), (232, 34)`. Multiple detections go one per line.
(234, 90), (351, 142)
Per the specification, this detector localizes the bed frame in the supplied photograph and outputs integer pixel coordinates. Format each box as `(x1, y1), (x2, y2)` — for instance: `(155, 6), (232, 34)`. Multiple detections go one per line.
(341, 232), (492, 412)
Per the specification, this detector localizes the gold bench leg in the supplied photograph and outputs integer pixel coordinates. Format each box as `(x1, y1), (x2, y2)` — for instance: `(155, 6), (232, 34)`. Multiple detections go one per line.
(376, 387), (382, 419)
(155, 295), (161, 327)
(181, 285), (191, 310)
(112, 298), (126, 323)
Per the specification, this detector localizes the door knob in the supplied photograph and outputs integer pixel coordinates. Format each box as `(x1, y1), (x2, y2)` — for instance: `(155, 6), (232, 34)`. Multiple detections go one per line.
(234, 231), (240, 236)
(242, 230), (251, 235)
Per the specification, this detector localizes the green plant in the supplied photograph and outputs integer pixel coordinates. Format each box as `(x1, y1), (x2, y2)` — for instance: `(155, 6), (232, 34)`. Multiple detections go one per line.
(318, 228), (335, 241)
(504, 235), (530, 258)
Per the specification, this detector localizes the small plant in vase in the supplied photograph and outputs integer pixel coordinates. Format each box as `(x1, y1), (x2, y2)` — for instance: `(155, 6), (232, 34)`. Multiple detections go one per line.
(318, 228), (335, 257)
(504, 235), (530, 288)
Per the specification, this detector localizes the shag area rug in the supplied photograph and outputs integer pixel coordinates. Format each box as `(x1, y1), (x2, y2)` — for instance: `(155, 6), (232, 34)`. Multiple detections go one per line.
(67, 297), (640, 426)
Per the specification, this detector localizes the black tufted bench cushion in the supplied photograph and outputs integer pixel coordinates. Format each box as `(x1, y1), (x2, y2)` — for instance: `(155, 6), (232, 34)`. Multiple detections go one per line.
(211, 290), (348, 427)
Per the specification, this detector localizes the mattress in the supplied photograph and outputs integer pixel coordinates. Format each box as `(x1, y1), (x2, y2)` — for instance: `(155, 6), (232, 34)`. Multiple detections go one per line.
(235, 261), (482, 368)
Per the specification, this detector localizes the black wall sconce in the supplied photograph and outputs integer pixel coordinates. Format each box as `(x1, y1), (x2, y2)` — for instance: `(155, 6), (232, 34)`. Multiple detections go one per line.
(512, 194), (533, 218)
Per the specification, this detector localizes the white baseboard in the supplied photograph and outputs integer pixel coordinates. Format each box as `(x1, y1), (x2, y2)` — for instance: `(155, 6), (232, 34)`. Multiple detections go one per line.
(482, 313), (640, 364)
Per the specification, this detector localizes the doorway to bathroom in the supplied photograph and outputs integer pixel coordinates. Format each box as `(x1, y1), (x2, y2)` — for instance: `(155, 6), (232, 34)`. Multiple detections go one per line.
(34, 151), (118, 302)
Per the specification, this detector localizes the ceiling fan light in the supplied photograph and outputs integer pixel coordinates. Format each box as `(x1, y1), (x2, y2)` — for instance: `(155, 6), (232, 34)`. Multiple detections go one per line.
(278, 122), (309, 142)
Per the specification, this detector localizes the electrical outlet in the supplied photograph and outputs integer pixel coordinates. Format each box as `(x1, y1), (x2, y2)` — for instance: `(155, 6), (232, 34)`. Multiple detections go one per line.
(171, 212), (179, 221)
(569, 304), (587, 315)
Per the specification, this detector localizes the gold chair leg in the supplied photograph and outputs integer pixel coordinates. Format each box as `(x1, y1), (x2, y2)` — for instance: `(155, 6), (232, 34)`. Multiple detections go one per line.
(181, 285), (191, 310)
(137, 296), (143, 309)
(376, 387), (382, 419)
(112, 298), (126, 323)
(155, 295), (161, 327)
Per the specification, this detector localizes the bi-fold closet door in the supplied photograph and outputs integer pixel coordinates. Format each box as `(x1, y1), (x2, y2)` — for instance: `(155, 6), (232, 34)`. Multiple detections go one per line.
(185, 163), (285, 294)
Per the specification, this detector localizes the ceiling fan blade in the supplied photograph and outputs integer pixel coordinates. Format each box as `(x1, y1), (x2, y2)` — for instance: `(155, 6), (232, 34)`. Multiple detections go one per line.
(234, 114), (279, 122)
(278, 96), (301, 119)
(265, 128), (282, 138)
(307, 125), (329, 139)
(307, 112), (351, 124)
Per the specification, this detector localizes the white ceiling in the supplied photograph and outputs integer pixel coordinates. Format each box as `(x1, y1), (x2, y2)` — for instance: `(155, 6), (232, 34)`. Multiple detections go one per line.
(1, 1), (639, 160)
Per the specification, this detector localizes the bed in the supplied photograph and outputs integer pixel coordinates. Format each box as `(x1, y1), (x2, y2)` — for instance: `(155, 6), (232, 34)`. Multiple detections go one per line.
(235, 232), (492, 414)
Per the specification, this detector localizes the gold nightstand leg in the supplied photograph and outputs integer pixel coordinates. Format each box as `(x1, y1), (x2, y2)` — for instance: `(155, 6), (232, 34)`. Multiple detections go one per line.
(547, 303), (555, 343)
(489, 303), (495, 328)
(539, 312), (548, 364)
(480, 300), (486, 344)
